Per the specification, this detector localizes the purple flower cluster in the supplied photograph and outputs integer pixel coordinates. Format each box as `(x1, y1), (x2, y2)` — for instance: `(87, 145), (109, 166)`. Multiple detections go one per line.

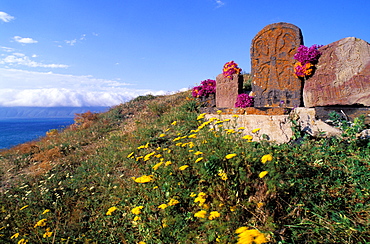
(293, 45), (322, 64)
(235, 93), (254, 108)
(192, 79), (216, 98)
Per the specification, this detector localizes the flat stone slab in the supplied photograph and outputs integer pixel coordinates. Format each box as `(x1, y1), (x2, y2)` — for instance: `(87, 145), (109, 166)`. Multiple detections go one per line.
(303, 37), (370, 107)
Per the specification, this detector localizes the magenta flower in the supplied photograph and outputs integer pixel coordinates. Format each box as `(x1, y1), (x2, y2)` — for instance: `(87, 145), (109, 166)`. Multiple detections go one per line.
(191, 79), (216, 98)
(294, 44), (322, 65)
(235, 94), (254, 108)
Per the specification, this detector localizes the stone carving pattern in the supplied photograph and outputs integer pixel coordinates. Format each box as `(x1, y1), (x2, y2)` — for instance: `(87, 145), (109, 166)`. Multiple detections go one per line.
(251, 23), (303, 107)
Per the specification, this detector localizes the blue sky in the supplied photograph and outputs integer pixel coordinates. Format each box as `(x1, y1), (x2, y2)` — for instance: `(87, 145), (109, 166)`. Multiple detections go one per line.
(1, 0), (369, 107)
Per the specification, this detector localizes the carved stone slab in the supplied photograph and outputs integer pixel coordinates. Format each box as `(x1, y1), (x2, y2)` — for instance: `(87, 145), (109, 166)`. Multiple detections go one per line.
(251, 22), (303, 107)
(216, 73), (243, 108)
(303, 37), (370, 107)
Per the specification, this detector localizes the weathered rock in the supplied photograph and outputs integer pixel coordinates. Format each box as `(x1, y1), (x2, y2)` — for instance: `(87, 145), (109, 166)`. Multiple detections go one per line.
(303, 37), (370, 107)
(205, 114), (293, 144)
(251, 22), (303, 107)
(293, 108), (343, 137)
(216, 73), (243, 108)
(200, 107), (292, 115)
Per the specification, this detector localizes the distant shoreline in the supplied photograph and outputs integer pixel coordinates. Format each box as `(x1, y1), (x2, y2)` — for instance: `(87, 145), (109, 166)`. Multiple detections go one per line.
(0, 106), (109, 119)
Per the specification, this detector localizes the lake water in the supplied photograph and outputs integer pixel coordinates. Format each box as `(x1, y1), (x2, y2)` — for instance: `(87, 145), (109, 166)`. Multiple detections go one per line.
(0, 118), (75, 149)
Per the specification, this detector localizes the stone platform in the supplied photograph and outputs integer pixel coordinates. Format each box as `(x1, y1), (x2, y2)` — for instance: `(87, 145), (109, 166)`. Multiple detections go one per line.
(202, 107), (370, 144)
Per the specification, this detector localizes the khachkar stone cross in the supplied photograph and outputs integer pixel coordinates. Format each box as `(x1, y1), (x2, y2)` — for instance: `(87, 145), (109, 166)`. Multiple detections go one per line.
(251, 22), (303, 107)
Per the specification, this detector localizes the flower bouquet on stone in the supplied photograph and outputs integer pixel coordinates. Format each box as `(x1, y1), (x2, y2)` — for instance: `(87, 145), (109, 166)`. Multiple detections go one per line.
(192, 79), (216, 107)
(235, 93), (254, 108)
(223, 61), (242, 79)
(293, 44), (322, 79)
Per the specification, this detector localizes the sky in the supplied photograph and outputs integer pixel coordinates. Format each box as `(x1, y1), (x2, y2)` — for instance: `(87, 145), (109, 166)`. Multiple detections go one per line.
(1, 0), (370, 107)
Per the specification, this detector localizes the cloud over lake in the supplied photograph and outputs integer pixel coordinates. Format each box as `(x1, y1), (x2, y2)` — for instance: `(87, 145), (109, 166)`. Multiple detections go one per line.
(0, 68), (174, 107)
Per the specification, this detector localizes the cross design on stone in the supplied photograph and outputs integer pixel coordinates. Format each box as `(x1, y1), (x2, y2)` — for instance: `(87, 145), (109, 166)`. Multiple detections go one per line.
(251, 22), (303, 107)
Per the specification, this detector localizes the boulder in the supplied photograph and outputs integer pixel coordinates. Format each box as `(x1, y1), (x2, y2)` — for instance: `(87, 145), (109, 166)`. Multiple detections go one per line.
(303, 37), (370, 107)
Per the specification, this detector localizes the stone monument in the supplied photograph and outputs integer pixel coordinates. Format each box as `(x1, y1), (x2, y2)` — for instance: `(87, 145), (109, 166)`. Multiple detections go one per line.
(215, 73), (243, 108)
(251, 22), (303, 107)
(303, 37), (370, 107)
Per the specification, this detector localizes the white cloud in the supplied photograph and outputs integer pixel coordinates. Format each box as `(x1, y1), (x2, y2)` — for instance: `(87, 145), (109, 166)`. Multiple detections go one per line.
(0, 53), (69, 68)
(215, 0), (225, 8)
(0, 12), (14, 22)
(0, 46), (15, 52)
(0, 68), (170, 107)
(65, 39), (77, 46)
(13, 36), (38, 44)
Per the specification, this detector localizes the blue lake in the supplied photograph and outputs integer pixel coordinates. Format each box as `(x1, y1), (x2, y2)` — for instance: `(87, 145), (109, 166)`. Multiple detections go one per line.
(0, 118), (75, 149)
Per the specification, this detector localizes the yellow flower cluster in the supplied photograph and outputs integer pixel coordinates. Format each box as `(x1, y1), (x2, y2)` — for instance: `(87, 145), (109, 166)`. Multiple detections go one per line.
(132, 175), (154, 183)
(131, 206), (144, 215)
(235, 227), (268, 244)
(106, 206), (118, 215)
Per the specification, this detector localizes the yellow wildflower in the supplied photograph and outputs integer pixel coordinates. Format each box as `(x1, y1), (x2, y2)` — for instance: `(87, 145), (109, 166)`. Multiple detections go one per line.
(194, 210), (207, 218)
(152, 161), (164, 170)
(171, 121), (177, 125)
(159, 134), (166, 137)
(232, 114), (239, 118)
(238, 127), (245, 130)
(131, 206), (144, 215)
(197, 113), (206, 120)
(190, 192), (197, 197)
(133, 216), (141, 221)
(11, 233), (19, 239)
(194, 151), (203, 155)
(235, 227), (268, 244)
(144, 152), (156, 161)
(168, 198), (180, 206)
(261, 154), (273, 163)
(242, 135), (253, 141)
(217, 110), (222, 114)
(257, 202), (264, 209)
(19, 205), (28, 211)
(18, 239), (28, 244)
(208, 211), (221, 220)
(195, 157), (203, 163)
(190, 129), (200, 133)
(194, 192), (207, 205)
(138, 242), (146, 244)
(225, 153), (237, 159)
(230, 206), (237, 212)
(34, 219), (47, 228)
(179, 165), (189, 170)
(224, 119), (231, 122)
(218, 172), (228, 181)
(158, 204), (168, 210)
(43, 228), (53, 238)
(173, 137), (181, 142)
(259, 171), (268, 178)
(133, 175), (154, 183)
(106, 206), (118, 216)
(127, 152), (134, 158)
(153, 186), (158, 189)
(252, 128), (261, 133)
(136, 156), (143, 161)
(188, 134), (197, 138)
(165, 161), (172, 166)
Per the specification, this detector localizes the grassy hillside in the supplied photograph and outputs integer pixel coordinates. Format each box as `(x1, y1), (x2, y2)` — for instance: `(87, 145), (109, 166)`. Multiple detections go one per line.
(0, 91), (369, 243)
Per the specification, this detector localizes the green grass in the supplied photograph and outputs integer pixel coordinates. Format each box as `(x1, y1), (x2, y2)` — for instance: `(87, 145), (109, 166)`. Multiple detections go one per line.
(0, 91), (369, 243)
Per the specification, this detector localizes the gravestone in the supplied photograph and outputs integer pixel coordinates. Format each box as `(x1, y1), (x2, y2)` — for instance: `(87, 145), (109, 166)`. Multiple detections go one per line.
(216, 73), (243, 108)
(303, 37), (370, 107)
(251, 22), (303, 107)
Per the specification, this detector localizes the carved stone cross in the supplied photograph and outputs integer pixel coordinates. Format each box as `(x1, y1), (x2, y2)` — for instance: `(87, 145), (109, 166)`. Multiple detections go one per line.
(251, 22), (303, 107)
